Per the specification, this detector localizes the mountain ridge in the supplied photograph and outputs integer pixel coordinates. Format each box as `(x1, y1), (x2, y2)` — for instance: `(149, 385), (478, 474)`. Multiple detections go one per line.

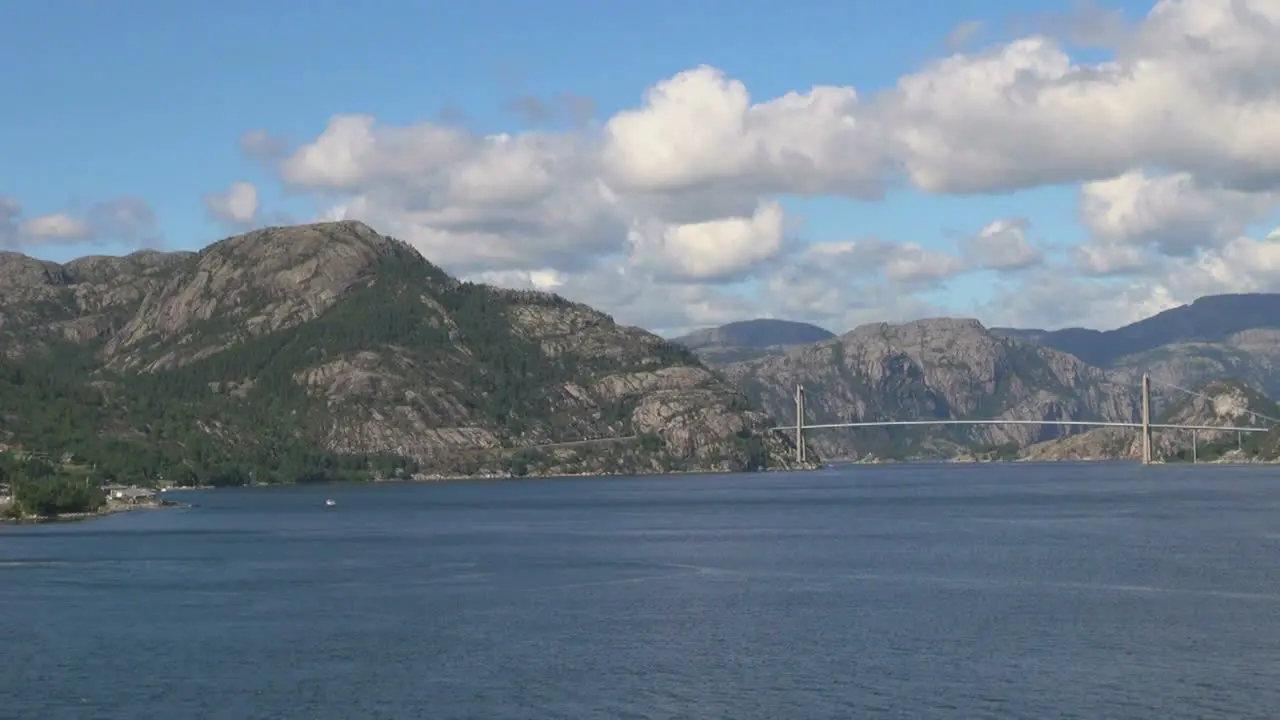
(1018, 379), (1280, 463)
(670, 318), (836, 365)
(721, 316), (1140, 461)
(0, 221), (813, 487)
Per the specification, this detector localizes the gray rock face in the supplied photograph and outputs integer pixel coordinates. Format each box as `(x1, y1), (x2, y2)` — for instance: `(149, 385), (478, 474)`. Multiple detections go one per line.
(723, 317), (1140, 460)
(997, 294), (1280, 410)
(1107, 333), (1280, 407)
(1021, 379), (1279, 462)
(0, 248), (191, 357)
(102, 221), (434, 371)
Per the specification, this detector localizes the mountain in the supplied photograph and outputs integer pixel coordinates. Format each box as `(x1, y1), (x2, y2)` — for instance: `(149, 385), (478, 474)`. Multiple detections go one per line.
(671, 319), (836, 364)
(720, 317), (1140, 461)
(994, 294), (1280, 400)
(1019, 379), (1280, 463)
(0, 221), (811, 486)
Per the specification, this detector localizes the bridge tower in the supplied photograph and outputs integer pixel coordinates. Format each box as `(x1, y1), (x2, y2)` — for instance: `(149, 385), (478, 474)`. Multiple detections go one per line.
(794, 384), (807, 464)
(1140, 373), (1152, 465)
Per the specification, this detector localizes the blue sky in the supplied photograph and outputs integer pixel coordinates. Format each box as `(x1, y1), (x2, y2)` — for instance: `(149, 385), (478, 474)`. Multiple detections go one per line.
(2, 0), (1098, 244)
(2, 0), (1276, 333)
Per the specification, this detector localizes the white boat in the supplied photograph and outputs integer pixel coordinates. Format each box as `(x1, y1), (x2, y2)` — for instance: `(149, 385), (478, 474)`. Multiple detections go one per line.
(325, 499), (336, 506)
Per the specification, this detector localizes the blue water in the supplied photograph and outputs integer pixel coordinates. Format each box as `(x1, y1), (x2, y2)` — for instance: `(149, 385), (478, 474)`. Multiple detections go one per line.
(3, 462), (1280, 718)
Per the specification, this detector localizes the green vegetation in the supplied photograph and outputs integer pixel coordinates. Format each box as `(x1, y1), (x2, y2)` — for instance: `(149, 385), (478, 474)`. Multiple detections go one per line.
(0, 452), (105, 517)
(0, 223), (798, 504)
(0, 258), (737, 496)
(969, 441), (1022, 461)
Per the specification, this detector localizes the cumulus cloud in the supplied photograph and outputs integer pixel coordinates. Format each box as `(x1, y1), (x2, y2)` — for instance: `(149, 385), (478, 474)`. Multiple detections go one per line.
(0, 196), (159, 250)
(627, 201), (787, 283)
(600, 65), (888, 198)
(960, 218), (1043, 271)
(754, 237), (964, 332)
(235, 0), (1280, 332)
(989, 226), (1280, 330)
(889, 0), (1280, 194)
(204, 181), (261, 225)
(20, 214), (93, 240)
(1079, 171), (1279, 256)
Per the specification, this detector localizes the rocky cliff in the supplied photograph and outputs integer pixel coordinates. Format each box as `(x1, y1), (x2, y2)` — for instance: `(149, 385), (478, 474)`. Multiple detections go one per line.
(996, 294), (1280, 402)
(721, 318), (1139, 460)
(1019, 379), (1280, 463)
(0, 221), (811, 484)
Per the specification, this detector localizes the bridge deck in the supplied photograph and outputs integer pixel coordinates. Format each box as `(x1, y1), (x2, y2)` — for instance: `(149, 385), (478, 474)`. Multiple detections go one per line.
(770, 419), (1270, 433)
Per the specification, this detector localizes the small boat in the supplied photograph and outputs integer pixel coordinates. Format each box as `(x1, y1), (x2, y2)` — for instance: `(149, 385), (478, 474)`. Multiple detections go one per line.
(325, 499), (336, 507)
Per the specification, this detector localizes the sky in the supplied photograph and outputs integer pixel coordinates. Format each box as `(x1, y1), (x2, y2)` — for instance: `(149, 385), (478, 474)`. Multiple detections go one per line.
(3, 0), (1280, 337)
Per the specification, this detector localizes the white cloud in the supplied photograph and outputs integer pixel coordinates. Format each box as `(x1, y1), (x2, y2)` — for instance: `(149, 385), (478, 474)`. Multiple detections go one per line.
(19, 214), (93, 240)
(754, 238), (963, 332)
(281, 114), (477, 191)
(1079, 170), (1279, 256)
(988, 228), (1280, 330)
(793, 238), (965, 288)
(599, 65), (887, 198)
(468, 262), (757, 335)
(627, 201), (786, 283)
(960, 218), (1043, 271)
(887, 0), (1280, 194)
(0, 196), (159, 250)
(204, 181), (261, 225)
(233, 0), (1280, 333)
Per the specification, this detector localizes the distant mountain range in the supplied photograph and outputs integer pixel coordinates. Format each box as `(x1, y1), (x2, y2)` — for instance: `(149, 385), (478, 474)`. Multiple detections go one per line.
(675, 293), (1280, 460)
(991, 294), (1280, 367)
(669, 319), (834, 364)
(991, 294), (1280, 402)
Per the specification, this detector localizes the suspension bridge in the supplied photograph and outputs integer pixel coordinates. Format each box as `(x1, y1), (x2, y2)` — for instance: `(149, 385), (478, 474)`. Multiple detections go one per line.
(771, 373), (1278, 465)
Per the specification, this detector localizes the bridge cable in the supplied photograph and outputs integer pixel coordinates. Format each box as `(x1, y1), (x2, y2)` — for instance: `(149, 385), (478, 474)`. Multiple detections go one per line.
(1145, 376), (1280, 427)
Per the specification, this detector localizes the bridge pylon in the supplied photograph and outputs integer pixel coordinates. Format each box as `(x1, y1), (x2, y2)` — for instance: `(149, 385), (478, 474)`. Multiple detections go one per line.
(794, 384), (807, 464)
(1140, 373), (1152, 465)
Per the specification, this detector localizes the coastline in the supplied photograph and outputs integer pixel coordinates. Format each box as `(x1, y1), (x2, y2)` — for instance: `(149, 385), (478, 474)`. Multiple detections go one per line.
(0, 500), (189, 526)
(8, 454), (1266, 519)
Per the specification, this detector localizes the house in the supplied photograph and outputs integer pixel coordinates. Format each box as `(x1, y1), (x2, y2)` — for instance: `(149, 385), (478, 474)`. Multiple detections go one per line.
(111, 487), (157, 504)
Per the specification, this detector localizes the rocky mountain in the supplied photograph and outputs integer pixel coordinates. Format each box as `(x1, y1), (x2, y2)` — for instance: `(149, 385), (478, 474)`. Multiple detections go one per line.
(0, 249), (194, 357)
(1019, 379), (1280, 463)
(671, 319), (835, 365)
(995, 294), (1280, 401)
(0, 221), (811, 485)
(720, 318), (1140, 461)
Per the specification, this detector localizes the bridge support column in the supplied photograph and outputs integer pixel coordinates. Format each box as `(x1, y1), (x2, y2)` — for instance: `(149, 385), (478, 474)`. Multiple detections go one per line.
(1192, 429), (1197, 464)
(794, 384), (806, 464)
(1140, 373), (1152, 465)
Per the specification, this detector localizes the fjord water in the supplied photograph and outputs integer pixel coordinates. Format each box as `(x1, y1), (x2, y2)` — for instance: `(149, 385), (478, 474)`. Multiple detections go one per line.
(4, 464), (1280, 719)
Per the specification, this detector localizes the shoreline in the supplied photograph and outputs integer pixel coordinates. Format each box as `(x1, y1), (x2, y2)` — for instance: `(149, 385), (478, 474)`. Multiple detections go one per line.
(7, 456), (1267, 519)
(0, 500), (189, 526)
